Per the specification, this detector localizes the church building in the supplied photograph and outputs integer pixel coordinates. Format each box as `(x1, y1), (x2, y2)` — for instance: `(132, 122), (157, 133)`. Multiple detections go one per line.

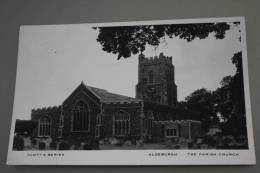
(15, 53), (201, 144)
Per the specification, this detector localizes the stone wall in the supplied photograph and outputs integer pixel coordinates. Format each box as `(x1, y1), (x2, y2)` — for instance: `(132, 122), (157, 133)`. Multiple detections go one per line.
(31, 106), (61, 140)
(102, 102), (142, 139)
(136, 53), (177, 106)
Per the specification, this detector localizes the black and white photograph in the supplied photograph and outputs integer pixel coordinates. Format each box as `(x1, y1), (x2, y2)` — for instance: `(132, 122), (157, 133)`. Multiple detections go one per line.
(7, 17), (255, 165)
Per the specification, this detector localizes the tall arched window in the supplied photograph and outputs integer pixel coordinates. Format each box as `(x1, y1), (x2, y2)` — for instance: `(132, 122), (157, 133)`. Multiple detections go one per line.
(72, 100), (90, 131)
(39, 117), (51, 137)
(146, 111), (154, 136)
(113, 110), (130, 136)
(148, 71), (153, 83)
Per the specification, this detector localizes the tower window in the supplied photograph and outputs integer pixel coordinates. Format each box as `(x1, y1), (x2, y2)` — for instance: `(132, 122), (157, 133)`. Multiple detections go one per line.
(72, 100), (90, 132)
(148, 71), (153, 83)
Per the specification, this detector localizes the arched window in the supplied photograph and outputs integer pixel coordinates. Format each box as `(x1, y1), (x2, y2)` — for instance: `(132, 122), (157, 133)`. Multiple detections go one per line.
(148, 71), (153, 83)
(96, 115), (102, 125)
(39, 117), (51, 137)
(72, 100), (90, 131)
(113, 110), (130, 136)
(59, 115), (64, 127)
(145, 111), (154, 136)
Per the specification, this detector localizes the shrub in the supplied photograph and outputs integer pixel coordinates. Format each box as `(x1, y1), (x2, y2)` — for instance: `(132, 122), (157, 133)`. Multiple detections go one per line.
(59, 142), (70, 150)
(31, 139), (37, 146)
(13, 135), (24, 150)
(50, 141), (57, 150)
(90, 139), (99, 150)
(83, 143), (92, 150)
(39, 142), (46, 150)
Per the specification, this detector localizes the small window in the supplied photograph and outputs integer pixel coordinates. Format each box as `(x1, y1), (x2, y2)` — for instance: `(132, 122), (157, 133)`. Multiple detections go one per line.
(166, 128), (177, 137)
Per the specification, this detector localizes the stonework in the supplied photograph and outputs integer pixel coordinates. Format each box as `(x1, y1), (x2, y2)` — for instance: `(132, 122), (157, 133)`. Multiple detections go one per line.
(15, 53), (201, 146)
(136, 53), (177, 106)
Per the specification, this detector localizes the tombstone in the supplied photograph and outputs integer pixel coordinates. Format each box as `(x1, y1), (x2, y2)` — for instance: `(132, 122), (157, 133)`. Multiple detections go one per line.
(179, 141), (188, 149)
(109, 137), (119, 145)
(23, 136), (31, 150)
(73, 142), (82, 150)
(91, 139), (99, 150)
(124, 140), (132, 146)
(200, 143), (208, 149)
(136, 140), (144, 147)
(50, 141), (57, 150)
(99, 139), (104, 145)
(165, 139), (173, 149)
(83, 143), (92, 150)
(45, 137), (52, 149)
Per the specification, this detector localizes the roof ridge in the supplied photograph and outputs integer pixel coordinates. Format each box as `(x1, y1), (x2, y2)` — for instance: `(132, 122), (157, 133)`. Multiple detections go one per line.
(83, 84), (141, 103)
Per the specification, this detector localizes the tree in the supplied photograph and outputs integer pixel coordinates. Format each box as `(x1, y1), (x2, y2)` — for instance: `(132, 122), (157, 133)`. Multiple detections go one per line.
(231, 51), (245, 117)
(214, 76), (234, 122)
(95, 23), (230, 59)
(180, 51), (246, 136)
(180, 88), (217, 132)
(212, 51), (246, 136)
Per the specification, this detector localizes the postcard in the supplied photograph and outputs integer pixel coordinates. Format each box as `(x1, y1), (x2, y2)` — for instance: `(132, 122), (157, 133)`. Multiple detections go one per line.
(7, 17), (255, 165)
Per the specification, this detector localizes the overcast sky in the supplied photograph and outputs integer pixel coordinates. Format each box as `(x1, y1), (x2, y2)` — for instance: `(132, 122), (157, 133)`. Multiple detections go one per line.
(13, 22), (241, 120)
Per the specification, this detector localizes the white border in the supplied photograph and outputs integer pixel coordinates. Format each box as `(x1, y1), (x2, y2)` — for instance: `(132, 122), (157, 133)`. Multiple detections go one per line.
(7, 17), (256, 165)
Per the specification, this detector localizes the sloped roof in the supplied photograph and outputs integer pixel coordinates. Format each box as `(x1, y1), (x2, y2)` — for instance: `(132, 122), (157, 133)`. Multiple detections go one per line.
(83, 83), (141, 104)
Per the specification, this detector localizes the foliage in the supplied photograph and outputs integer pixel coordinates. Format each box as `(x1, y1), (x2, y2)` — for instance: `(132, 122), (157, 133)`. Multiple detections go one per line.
(95, 23), (230, 59)
(13, 135), (24, 150)
(179, 88), (217, 132)
(39, 142), (46, 150)
(59, 142), (71, 150)
(180, 51), (246, 136)
(95, 22), (245, 136)
(215, 51), (246, 136)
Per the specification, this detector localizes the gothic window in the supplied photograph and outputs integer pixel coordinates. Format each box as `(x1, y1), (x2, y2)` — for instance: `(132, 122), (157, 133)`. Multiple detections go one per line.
(166, 128), (177, 137)
(95, 126), (100, 137)
(58, 128), (62, 138)
(113, 110), (130, 136)
(96, 115), (102, 125)
(145, 111), (154, 135)
(148, 71), (153, 83)
(59, 115), (64, 127)
(72, 100), (90, 131)
(39, 117), (51, 137)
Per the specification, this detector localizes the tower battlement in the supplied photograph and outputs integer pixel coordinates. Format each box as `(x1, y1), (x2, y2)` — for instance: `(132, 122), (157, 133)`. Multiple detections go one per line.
(32, 105), (61, 114)
(139, 52), (172, 66)
(136, 52), (177, 107)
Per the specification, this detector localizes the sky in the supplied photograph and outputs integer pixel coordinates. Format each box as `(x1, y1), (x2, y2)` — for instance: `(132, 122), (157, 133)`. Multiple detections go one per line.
(13, 22), (242, 120)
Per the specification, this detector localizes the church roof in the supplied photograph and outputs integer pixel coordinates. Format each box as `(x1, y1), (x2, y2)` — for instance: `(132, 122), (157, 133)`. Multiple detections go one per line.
(83, 83), (141, 104)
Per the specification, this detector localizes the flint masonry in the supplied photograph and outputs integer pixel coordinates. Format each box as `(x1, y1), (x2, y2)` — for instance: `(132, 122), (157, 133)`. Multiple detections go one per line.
(15, 53), (201, 144)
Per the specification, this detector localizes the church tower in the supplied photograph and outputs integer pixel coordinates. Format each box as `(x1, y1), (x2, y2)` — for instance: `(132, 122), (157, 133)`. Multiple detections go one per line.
(136, 53), (177, 106)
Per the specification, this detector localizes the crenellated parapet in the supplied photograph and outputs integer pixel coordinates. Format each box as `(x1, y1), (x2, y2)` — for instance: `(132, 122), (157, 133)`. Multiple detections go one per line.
(139, 52), (172, 66)
(31, 105), (61, 114)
